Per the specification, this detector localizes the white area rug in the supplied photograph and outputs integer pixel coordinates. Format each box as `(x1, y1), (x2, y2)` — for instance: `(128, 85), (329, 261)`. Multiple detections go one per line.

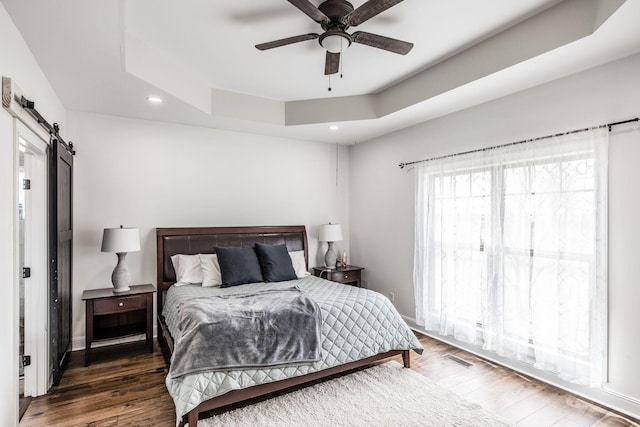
(200, 361), (512, 427)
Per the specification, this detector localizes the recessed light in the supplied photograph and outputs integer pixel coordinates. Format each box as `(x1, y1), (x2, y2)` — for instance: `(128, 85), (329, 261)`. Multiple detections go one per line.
(329, 125), (339, 131)
(147, 96), (162, 103)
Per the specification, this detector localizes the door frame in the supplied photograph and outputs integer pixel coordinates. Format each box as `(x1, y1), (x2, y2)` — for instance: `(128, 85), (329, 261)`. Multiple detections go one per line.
(16, 121), (49, 397)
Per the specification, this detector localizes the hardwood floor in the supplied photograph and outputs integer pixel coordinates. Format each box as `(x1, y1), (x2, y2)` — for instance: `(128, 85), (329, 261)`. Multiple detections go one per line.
(406, 334), (639, 427)
(20, 342), (175, 427)
(20, 335), (640, 426)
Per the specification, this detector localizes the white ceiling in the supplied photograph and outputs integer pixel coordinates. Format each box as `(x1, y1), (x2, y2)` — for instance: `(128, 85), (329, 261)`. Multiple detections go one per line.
(2, 0), (640, 144)
(126, 0), (553, 101)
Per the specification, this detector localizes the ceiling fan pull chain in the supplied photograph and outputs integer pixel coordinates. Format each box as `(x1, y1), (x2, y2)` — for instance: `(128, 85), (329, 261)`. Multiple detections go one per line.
(328, 75), (332, 92)
(340, 39), (344, 79)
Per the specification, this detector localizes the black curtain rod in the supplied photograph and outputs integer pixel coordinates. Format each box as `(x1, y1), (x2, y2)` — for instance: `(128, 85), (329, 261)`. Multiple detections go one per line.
(19, 96), (75, 155)
(398, 117), (639, 169)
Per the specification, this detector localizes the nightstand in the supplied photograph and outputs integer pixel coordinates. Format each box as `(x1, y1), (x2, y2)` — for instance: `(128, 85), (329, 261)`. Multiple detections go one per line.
(312, 266), (364, 287)
(82, 284), (155, 366)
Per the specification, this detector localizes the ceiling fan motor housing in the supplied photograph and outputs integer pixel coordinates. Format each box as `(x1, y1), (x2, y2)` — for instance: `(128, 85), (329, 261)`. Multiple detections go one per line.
(318, 0), (354, 28)
(318, 0), (355, 52)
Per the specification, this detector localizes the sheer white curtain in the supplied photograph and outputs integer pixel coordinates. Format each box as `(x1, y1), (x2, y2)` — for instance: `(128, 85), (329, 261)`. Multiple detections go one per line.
(414, 128), (608, 386)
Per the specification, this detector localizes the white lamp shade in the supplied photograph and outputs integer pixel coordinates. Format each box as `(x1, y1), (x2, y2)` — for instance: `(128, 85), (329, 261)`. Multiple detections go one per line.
(101, 227), (140, 253)
(319, 223), (343, 242)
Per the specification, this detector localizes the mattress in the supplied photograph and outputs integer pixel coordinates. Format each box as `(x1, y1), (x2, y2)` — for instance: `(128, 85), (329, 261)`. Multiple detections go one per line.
(163, 275), (423, 421)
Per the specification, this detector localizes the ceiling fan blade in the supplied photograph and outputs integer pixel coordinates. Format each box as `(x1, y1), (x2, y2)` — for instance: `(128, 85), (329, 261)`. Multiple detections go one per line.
(255, 33), (319, 50)
(352, 31), (413, 55)
(345, 0), (404, 27)
(325, 51), (340, 75)
(287, 0), (329, 24)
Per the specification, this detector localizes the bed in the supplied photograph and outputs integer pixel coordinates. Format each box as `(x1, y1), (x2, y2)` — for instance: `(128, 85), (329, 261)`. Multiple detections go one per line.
(156, 226), (423, 426)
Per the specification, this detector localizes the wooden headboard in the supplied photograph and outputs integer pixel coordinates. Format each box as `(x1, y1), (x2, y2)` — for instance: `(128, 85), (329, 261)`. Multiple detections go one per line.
(155, 225), (309, 316)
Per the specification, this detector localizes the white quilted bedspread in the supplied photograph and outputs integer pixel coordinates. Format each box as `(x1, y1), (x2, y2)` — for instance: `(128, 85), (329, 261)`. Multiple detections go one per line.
(163, 275), (423, 422)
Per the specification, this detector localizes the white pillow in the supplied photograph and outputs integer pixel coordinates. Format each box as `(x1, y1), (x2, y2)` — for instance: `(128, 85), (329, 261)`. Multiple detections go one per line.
(170, 254), (203, 286)
(199, 253), (222, 287)
(289, 250), (310, 279)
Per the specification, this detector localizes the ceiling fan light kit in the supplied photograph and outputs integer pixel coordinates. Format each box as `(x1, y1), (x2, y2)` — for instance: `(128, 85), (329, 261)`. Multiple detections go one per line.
(256, 0), (413, 76)
(320, 31), (351, 53)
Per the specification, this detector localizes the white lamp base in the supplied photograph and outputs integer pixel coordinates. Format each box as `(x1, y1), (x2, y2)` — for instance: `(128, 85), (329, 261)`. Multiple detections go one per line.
(111, 252), (131, 293)
(324, 241), (338, 268)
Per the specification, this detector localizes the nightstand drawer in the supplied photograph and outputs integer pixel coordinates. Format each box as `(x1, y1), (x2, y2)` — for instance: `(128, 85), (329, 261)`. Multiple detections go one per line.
(313, 266), (364, 287)
(93, 294), (146, 315)
(331, 271), (358, 283)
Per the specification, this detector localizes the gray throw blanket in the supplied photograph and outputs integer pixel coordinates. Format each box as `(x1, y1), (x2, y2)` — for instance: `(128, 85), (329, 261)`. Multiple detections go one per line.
(169, 288), (322, 378)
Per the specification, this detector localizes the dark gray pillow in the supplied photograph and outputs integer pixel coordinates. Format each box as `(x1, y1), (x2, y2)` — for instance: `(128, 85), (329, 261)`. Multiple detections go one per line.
(214, 246), (263, 287)
(254, 243), (297, 282)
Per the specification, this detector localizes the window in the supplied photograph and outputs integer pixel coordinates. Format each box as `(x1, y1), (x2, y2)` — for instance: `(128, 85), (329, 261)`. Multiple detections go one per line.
(414, 129), (608, 386)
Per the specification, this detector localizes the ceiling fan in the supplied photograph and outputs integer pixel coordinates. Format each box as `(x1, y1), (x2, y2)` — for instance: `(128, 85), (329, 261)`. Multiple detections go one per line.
(255, 0), (414, 75)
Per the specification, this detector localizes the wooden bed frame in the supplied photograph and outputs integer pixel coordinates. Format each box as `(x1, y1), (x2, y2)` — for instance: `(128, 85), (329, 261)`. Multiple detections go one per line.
(156, 226), (410, 427)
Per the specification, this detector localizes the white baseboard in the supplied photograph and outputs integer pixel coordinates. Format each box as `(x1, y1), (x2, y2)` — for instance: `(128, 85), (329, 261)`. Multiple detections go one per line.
(401, 315), (640, 420)
(71, 325), (158, 352)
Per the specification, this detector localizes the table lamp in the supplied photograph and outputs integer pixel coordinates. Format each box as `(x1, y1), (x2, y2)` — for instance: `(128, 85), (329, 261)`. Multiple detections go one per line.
(101, 226), (140, 293)
(319, 223), (342, 268)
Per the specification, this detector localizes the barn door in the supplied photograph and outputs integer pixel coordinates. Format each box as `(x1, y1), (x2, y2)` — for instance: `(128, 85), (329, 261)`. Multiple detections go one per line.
(49, 136), (73, 385)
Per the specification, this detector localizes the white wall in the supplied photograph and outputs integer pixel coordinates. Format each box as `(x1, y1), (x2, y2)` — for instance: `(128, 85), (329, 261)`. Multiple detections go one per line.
(0, 3), (66, 426)
(67, 111), (350, 347)
(350, 53), (640, 416)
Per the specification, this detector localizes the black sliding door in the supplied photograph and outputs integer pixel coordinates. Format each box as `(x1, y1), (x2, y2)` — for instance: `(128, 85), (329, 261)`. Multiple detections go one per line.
(49, 136), (73, 385)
